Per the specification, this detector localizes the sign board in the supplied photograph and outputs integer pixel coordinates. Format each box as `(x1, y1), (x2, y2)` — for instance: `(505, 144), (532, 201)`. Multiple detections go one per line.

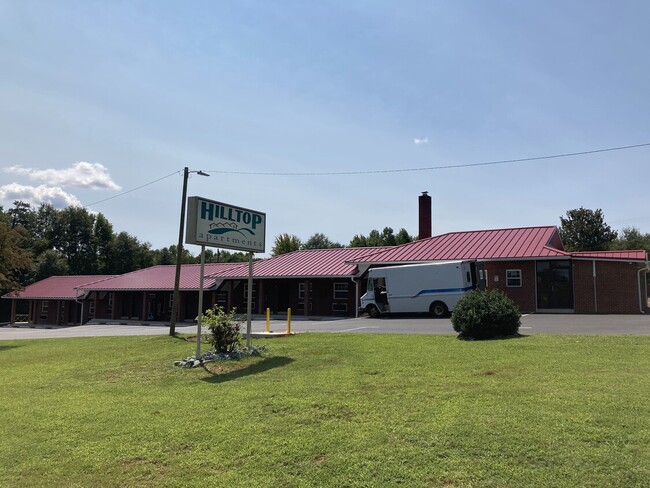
(186, 196), (266, 253)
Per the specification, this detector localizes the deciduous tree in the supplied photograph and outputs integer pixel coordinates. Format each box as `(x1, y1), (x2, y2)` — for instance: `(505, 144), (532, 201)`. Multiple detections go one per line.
(612, 227), (650, 253)
(35, 249), (70, 280)
(559, 207), (617, 251)
(302, 233), (342, 250)
(271, 233), (302, 256)
(349, 227), (415, 247)
(0, 217), (34, 291)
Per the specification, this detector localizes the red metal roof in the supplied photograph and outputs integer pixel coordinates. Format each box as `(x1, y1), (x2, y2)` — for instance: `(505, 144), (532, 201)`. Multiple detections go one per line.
(349, 226), (569, 263)
(81, 263), (245, 291)
(3, 275), (115, 300)
(570, 250), (648, 261)
(208, 247), (392, 279)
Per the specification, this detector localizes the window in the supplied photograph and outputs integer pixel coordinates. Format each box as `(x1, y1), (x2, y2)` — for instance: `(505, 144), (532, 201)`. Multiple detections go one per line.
(332, 302), (348, 312)
(333, 283), (348, 300)
(169, 293), (174, 308)
(88, 301), (95, 316)
(41, 301), (49, 313)
(244, 283), (256, 310)
(298, 282), (313, 300)
(217, 293), (228, 308)
(506, 269), (522, 287)
(479, 269), (489, 288)
(107, 293), (113, 313)
(244, 283), (256, 300)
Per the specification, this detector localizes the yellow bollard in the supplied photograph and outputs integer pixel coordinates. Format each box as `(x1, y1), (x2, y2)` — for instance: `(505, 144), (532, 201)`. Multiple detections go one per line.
(266, 308), (270, 333)
(287, 308), (292, 334)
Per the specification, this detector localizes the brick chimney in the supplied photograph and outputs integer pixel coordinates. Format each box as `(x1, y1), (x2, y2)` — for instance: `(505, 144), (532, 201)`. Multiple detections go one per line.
(418, 191), (431, 240)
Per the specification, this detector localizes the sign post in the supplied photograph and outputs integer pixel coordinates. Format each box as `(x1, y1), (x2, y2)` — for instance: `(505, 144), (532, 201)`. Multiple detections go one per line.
(186, 196), (266, 352)
(195, 245), (206, 359)
(246, 252), (254, 348)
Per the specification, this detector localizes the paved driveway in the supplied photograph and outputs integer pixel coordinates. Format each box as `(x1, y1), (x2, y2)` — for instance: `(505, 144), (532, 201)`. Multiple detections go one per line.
(2, 314), (650, 340)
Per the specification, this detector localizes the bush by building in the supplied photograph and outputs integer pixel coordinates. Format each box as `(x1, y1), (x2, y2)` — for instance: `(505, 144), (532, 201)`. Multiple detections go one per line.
(451, 289), (521, 339)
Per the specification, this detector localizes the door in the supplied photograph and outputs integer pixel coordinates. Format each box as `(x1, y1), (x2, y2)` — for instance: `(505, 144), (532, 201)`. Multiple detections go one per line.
(536, 260), (574, 310)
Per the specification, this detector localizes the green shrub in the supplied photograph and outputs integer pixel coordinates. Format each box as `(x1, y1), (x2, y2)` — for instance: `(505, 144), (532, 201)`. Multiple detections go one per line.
(451, 289), (521, 339)
(200, 306), (242, 353)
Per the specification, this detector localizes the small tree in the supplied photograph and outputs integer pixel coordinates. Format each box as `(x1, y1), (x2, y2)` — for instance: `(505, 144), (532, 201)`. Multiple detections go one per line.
(451, 290), (521, 339)
(302, 233), (342, 249)
(271, 233), (302, 256)
(559, 207), (617, 251)
(201, 306), (242, 353)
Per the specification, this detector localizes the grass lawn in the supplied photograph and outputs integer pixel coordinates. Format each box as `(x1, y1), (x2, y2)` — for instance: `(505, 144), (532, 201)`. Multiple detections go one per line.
(1, 333), (649, 487)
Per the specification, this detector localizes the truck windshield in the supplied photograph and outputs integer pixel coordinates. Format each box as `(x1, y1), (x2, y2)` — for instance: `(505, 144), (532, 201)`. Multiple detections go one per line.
(368, 277), (386, 293)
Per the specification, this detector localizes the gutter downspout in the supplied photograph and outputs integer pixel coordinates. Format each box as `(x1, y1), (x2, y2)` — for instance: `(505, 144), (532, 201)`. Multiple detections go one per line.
(351, 276), (360, 318)
(639, 262), (649, 314)
(592, 260), (598, 314)
(74, 287), (85, 325)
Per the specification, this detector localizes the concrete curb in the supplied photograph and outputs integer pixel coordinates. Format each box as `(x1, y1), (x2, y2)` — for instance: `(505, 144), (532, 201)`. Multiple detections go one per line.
(246, 331), (297, 338)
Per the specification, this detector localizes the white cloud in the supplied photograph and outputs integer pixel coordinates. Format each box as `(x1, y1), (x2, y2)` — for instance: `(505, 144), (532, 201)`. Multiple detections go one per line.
(3, 161), (121, 190)
(0, 183), (83, 208)
(413, 137), (429, 145)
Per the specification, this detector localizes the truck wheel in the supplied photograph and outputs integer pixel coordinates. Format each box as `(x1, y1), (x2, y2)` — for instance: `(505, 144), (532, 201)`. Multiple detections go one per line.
(430, 301), (448, 318)
(367, 305), (381, 318)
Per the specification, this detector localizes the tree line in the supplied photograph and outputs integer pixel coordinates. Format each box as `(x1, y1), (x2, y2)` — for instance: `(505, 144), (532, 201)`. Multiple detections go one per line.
(0, 201), (250, 293)
(271, 228), (415, 256)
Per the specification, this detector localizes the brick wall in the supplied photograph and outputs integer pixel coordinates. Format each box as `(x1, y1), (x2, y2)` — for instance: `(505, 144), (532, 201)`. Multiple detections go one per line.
(484, 261), (536, 313)
(573, 260), (646, 314)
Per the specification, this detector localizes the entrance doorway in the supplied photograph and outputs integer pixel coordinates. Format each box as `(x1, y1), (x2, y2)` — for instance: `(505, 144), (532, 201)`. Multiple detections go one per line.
(268, 281), (292, 314)
(536, 260), (574, 310)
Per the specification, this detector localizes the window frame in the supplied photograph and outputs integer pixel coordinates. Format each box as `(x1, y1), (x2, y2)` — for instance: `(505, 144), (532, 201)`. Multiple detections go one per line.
(506, 269), (522, 288)
(333, 282), (348, 300)
(244, 283), (256, 300)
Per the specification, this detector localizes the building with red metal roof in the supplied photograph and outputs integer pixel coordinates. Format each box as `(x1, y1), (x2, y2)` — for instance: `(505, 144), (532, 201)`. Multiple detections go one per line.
(4, 275), (115, 325)
(348, 226), (568, 264)
(4, 224), (649, 324)
(346, 226), (648, 314)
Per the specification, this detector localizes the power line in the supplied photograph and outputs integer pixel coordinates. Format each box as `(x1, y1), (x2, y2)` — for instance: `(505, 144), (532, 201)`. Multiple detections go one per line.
(85, 170), (180, 207)
(81, 141), (650, 206)
(205, 142), (650, 176)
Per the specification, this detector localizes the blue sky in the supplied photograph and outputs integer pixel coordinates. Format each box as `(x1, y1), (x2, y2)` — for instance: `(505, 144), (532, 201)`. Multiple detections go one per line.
(1, 1), (649, 256)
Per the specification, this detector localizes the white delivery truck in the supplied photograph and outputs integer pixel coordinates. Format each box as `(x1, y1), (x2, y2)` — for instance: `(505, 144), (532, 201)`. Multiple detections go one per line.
(359, 260), (482, 318)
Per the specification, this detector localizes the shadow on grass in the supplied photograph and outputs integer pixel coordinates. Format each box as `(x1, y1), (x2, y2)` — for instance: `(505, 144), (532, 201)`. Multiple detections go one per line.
(456, 333), (529, 341)
(200, 356), (294, 384)
(0, 344), (24, 352)
(168, 333), (191, 341)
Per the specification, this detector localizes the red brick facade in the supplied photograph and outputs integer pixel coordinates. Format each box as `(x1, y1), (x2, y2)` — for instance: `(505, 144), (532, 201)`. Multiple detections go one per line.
(484, 261), (537, 313)
(481, 259), (647, 314)
(573, 260), (647, 314)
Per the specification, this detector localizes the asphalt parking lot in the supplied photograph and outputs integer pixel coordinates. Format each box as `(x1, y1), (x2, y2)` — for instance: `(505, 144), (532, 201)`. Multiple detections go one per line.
(1, 313), (650, 340)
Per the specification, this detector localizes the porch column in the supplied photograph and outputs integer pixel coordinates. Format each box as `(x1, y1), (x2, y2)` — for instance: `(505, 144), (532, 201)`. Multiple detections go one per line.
(56, 301), (62, 325)
(304, 279), (310, 317)
(141, 293), (147, 320)
(257, 280), (264, 314)
(354, 278), (360, 318)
